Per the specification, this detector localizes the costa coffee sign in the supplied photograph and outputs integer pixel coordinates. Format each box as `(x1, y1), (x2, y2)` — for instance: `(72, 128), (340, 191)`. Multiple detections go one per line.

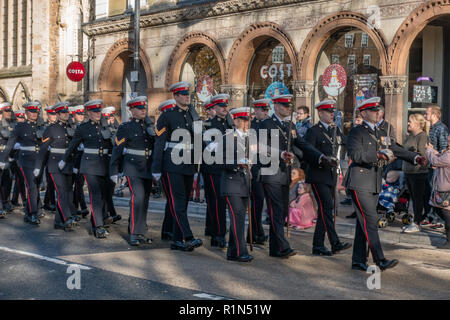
(66, 61), (85, 82)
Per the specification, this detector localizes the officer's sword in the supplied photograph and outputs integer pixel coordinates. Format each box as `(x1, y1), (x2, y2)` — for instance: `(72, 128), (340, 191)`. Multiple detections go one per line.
(286, 93), (296, 238)
(332, 93), (340, 229)
(246, 83), (255, 251)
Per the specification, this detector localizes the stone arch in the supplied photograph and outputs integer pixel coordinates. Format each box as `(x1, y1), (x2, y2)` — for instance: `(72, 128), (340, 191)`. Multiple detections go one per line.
(226, 22), (299, 84)
(164, 31), (226, 89)
(298, 11), (389, 81)
(0, 86), (9, 102)
(98, 38), (153, 92)
(388, 0), (450, 75)
(12, 81), (31, 109)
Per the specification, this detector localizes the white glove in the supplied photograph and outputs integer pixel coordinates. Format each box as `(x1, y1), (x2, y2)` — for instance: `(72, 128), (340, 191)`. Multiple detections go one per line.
(122, 148), (127, 155)
(33, 169), (40, 177)
(110, 175), (119, 184)
(0, 162), (5, 170)
(205, 142), (218, 153)
(58, 160), (66, 170)
(73, 168), (79, 174)
(152, 173), (161, 181)
(13, 143), (21, 150)
(77, 143), (84, 151)
(194, 173), (198, 180)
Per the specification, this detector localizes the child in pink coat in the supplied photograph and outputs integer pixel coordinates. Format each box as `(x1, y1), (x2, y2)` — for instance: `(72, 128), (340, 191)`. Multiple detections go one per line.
(288, 168), (317, 230)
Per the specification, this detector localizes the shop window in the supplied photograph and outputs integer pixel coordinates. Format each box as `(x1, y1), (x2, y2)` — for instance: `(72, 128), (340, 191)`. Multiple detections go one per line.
(247, 38), (293, 113)
(180, 45), (222, 116)
(314, 28), (382, 128)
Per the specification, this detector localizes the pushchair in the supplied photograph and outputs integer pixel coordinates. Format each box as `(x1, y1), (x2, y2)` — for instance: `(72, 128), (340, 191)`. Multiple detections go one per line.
(377, 171), (412, 228)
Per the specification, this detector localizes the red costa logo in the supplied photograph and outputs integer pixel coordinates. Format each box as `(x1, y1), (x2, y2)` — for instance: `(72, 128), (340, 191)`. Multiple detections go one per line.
(66, 61), (85, 82)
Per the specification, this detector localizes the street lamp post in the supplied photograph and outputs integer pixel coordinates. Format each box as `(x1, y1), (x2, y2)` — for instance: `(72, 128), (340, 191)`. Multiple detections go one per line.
(132, 0), (140, 95)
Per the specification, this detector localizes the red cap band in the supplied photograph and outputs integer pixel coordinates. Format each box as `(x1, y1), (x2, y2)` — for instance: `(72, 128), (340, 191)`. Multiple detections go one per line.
(317, 104), (335, 110)
(273, 98), (291, 103)
(26, 106), (40, 111)
(86, 104), (102, 111)
(212, 99), (228, 105)
(172, 87), (189, 93)
(232, 112), (249, 119)
(55, 106), (68, 113)
(359, 102), (379, 111)
(254, 103), (269, 108)
(129, 101), (146, 108)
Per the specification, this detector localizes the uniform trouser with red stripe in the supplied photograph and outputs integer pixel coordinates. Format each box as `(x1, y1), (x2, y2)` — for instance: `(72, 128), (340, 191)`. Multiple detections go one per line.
(83, 174), (109, 228)
(1, 168), (12, 207)
(160, 173), (174, 235)
(44, 168), (55, 207)
(263, 183), (291, 254)
(310, 183), (340, 248)
(49, 173), (75, 225)
(225, 196), (249, 258)
(249, 180), (266, 239)
(72, 173), (87, 211)
(103, 179), (117, 219)
(11, 162), (25, 206)
(163, 172), (194, 241)
(202, 173), (214, 235)
(126, 176), (151, 235)
(204, 174), (226, 238)
(350, 189), (385, 263)
(19, 166), (39, 216)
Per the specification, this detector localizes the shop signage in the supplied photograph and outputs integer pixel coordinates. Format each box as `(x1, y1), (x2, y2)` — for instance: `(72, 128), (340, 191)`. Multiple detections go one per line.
(413, 85), (438, 104)
(322, 64), (347, 97)
(264, 81), (290, 115)
(354, 74), (378, 107)
(66, 61), (85, 82)
(260, 64), (293, 81)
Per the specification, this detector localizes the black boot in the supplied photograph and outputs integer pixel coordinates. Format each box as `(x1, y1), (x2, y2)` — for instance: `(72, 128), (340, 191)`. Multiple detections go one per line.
(438, 228), (450, 250)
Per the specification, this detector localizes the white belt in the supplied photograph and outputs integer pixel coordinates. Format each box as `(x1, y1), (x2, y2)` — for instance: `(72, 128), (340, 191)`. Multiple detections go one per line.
(0, 145), (5, 151)
(20, 146), (39, 152)
(126, 149), (152, 157)
(84, 148), (111, 155)
(165, 142), (193, 150)
(50, 148), (66, 154)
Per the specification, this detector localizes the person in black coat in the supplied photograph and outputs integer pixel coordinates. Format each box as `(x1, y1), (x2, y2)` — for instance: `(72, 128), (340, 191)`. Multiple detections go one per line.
(305, 100), (351, 256)
(110, 96), (155, 246)
(344, 97), (428, 271)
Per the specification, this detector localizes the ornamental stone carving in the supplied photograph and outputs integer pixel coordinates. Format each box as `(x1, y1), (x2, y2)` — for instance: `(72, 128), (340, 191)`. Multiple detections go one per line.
(293, 80), (316, 98)
(379, 76), (408, 95)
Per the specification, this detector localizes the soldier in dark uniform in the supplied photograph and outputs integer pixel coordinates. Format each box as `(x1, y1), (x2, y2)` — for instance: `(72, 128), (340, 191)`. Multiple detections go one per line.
(247, 99), (270, 245)
(259, 94), (334, 258)
(68, 105), (89, 218)
(110, 96), (155, 246)
(0, 101), (45, 225)
(345, 97), (428, 271)
(61, 99), (113, 238)
(200, 98), (216, 237)
(305, 100), (351, 256)
(152, 82), (203, 252)
(158, 100), (178, 241)
(0, 102), (15, 215)
(202, 94), (234, 248)
(42, 106), (57, 213)
(34, 102), (78, 231)
(10, 109), (26, 208)
(221, 107), (253, 262)
(101, 106), (121, 225)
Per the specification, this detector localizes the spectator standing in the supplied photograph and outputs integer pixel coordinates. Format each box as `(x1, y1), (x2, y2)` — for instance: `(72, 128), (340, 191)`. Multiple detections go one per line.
(295, 106), (312, 139)
(402, 114), (431, 233)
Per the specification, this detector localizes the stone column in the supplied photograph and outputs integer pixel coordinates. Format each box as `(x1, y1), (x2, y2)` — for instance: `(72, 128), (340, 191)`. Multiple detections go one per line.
(292, 80), (316, 108)
(220, 84), (248, 109)
(7, 0), (14, 68)
(379, 75), (408, 143)
(17, 0), (23, 66)
(0, 1), (4, 68)
(26, 0), (32, 66)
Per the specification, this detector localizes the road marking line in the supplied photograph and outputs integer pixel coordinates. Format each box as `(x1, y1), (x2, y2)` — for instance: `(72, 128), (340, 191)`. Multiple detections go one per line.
(193, 293), (231, 300)
(0, 246), (91, 270)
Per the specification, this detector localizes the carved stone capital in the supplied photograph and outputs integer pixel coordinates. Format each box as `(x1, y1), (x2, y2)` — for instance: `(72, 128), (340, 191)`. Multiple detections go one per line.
(293, 80), (316, 98)
(220, 84), (248, 99)
(379, 76), (408, 95)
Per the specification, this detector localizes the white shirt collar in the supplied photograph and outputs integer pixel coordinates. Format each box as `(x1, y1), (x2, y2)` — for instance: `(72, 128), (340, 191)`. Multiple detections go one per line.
(319, 120), (330, 130)
(235, 128), (246, 138)
(364, 120), (376, 131)
(274, 112), (284, 125)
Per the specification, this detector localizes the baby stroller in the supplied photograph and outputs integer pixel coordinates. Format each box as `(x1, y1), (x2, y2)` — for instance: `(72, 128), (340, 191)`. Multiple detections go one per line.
(377, 171), (412, 228)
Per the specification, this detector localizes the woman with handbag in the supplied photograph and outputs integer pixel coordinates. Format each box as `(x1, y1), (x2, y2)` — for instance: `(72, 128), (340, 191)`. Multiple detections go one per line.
(426, 139), (450, 249)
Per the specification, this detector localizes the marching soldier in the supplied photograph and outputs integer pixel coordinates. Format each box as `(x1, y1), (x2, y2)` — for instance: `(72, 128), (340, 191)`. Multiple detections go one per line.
(42, 106), (57, 212)
(247, 99), (270, 244)
(305, 100), (351, 256)
(10, 109), (26, 208)
(0, 102), (15, 215)
(100, 106), (121, 224)
(344, 97), (427, 271)
(0, 101), (45, 225)
(259, 94), (333, 258)
(60, 100), (113, 238)
(110, 96), (155, 246)
(152, 81), (203, 251)
(202, 94), (234, 248)
(221, 107), (253, 262)
(158, 99), (177, 241)
(34, 102), (78, 231)
(69, 105), (89, 218)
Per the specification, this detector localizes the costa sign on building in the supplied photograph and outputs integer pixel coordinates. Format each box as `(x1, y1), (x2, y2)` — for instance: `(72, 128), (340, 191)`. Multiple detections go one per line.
(66, 61), (85, 82)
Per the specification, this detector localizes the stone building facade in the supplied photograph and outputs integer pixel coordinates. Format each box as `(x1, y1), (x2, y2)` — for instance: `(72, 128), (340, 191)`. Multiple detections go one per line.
(0, 0), (91, 109)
